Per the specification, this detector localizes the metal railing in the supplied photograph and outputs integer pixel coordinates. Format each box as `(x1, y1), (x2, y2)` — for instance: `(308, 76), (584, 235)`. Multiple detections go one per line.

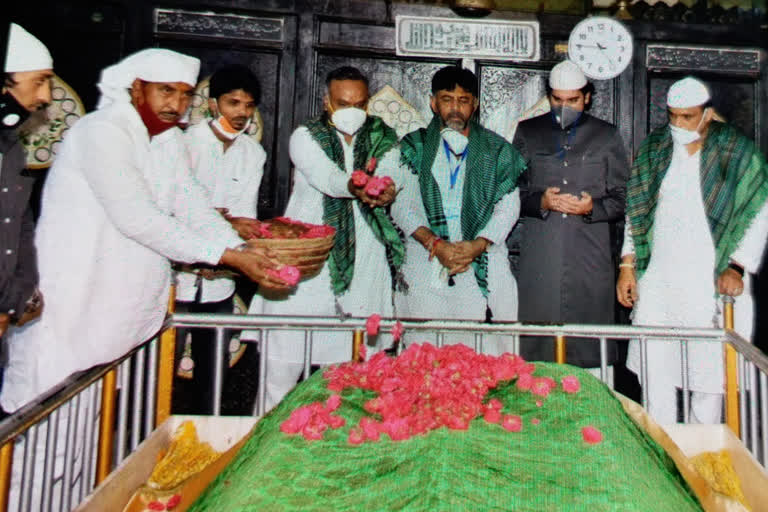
(0, 298), (765, 511)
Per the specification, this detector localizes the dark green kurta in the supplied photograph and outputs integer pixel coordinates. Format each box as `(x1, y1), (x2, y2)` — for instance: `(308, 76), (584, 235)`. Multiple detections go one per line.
(513, 113), (629, 367)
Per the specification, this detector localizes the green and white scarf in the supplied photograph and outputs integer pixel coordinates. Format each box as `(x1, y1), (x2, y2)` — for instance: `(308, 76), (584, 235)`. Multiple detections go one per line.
(400, 115), (525, 297)
(627, 122), (768, 279)
(304, 114), (405, 296)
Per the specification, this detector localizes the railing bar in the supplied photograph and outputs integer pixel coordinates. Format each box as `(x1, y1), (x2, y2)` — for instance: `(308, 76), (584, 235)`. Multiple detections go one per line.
(436, 332), (444, 349)
(61, 396), (78, 512)
(40, 410), (58, 512)
(303, 331), (312, 380)
(213, 327), (225, 416)
(681, 340), (690, 424)
(749, 362), (758, 456)
(19, 424), (36, 512)
(146, 338), (159, 434)
(512, 333), (519, 356)
(760, 372), (768, 466)
(640, 337), (649, 409)
(79, 385), (96, 503)
(599, 337), (608, 383)
(255, 330), (268, 417)
(473, 333), (481, 353)
(740, 354), (748, 441)
(131, 350), (145, 451)
(116, 360), (130, 464)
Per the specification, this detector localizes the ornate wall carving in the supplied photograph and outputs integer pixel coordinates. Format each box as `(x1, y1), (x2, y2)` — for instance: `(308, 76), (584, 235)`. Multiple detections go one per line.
(155, 8), (284, 42)
(646, 44), (761, 74)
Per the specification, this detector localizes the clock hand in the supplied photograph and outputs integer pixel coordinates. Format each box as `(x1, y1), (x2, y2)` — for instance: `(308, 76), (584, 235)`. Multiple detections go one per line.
(596, 42), (607, 50)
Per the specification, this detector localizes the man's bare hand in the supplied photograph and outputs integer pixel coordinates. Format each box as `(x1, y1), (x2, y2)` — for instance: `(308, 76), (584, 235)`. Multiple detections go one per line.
(449, 238), (489, 274)
(228, 217), (262, 240)
(221, 246), (294, 292)
(0, 313), (9, 338)
(717, 268), (744, 297)
(348, 179), (396, 208)
(616, 267), (638, 307)
(559, 192), (593, 216)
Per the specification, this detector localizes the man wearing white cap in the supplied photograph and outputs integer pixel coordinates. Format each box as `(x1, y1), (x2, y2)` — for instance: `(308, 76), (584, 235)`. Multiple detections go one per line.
(617, 76), (768, 424)
(514, 60), (630, 372)
(0, 23), (52, 358)
(0, 48), (291, 414)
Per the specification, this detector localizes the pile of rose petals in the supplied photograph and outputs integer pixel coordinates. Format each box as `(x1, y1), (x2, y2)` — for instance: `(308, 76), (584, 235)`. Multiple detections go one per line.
(266, 265), (301, 286)
(350, 171), (394, 198)
(257, 217), (336, 239)
(280, 343), (595, 445)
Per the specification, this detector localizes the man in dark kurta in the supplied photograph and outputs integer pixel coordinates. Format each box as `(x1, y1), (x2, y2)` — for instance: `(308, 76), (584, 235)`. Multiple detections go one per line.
(513, 60), (629, 368)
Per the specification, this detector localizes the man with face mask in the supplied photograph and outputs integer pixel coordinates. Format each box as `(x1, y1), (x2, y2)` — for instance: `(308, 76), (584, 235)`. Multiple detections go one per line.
(513, 60), (630, 374)
(0, 23), (52, 367)
(395, 66), (524, 354)
(0, 48), (291, 416)
(174, 65), (266, 413)
(617, 77), (768, 424)
(245, 66), (405, 410)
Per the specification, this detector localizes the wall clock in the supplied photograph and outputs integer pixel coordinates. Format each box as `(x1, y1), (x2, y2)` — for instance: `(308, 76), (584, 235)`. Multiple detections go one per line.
(568, 16), (633, 80)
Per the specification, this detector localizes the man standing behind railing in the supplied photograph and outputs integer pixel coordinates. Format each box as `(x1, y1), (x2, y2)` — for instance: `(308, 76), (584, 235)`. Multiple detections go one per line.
(0, 23), (52, 386)
(0, 49), (293, 415)
(617, 77), (768, 424)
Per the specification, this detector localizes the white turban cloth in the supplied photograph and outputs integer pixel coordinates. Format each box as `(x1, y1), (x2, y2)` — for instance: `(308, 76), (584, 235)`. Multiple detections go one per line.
(667, 77), (710, 109)
(549, 60), (587, 90)
(5, 23), (53, 73)
(96, 48), (200, 110)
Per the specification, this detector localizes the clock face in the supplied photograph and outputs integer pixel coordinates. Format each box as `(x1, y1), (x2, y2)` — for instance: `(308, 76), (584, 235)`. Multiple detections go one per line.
(568, 16), (633, 80)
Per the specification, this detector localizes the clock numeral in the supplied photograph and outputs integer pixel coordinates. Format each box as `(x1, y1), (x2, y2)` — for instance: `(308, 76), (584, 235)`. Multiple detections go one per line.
(587, 26), (594, 33)
(598, 66), (604, 73)
(617, 35), (623, 42)
(597, 23), (605, 30)
(620, 45), (626, 52)
(587, 62), (593, 68)
(579, 33), (587, 40)
(618, 56), (622, 63)
(579, 55), (585, 61)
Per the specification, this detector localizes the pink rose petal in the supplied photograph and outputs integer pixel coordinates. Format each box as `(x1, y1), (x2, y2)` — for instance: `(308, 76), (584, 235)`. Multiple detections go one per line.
(483, 408), (502, 424)
(535, 400), (543, 407)
(561, 375), (581, 394)
(351, 170), (370, 187)
(582, 426), (603, 444)
(366, 314), (381, 336)
(326, 394), (341, 411)
(501, 415), (522, 432)
(531, 418), (541, 425)
(391, 321), (405, 342)
(348, 427), (365, 445)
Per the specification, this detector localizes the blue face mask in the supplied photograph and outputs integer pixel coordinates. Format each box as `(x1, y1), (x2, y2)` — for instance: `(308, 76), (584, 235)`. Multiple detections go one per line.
(551, 105), (582, 130)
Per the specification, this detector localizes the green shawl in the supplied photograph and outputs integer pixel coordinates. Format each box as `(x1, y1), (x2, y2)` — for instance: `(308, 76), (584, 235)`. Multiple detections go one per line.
(304, 114), (405, 296)
(627, 122), (768, 279)
(400, 116), (525, 296)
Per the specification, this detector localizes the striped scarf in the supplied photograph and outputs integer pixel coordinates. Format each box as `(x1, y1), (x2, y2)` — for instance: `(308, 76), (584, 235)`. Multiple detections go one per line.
(627, 122), (768, 279)
(400, 115), (525, 296)
(304, 114), (405, 296)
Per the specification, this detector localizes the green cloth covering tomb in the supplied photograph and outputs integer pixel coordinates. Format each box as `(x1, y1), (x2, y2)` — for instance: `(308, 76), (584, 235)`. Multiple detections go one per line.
(190, 362), (702, 511)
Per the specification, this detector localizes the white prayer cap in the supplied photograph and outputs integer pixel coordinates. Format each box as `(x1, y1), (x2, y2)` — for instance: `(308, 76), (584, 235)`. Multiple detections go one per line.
(548, 60), (587, 90)
(667, 77), (710, 108)
(5, 23), (53, 73)
(96, 48), (200, 109)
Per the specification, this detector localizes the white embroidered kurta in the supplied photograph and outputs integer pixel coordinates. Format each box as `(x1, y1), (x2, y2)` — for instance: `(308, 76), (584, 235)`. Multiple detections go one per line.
(624, 145), (768, 393)
(0, 102), (243, 411)
(176, 122), (266, 303)
(393, 141), (521, 355)
(245, 126), (396, 364)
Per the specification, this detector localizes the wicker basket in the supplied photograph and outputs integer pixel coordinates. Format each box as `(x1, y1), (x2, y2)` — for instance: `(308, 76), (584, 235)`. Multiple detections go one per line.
(246, 233), (335, 279)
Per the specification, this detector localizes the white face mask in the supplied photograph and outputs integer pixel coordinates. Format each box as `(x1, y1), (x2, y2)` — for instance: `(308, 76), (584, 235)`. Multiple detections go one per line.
(441, 128), (469, 154)
(669, 108), (708, 146)
(330, 107), (367, 135)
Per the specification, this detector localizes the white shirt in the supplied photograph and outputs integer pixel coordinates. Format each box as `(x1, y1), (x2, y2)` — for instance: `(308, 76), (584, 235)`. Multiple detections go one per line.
(0, 102), (243, 411)
(175, 122), (266, 303)
(246, 125), (396, 363)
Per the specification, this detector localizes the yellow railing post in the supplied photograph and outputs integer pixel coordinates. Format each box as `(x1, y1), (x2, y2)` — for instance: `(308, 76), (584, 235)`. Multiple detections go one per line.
(0, 440), (14, 512)
(723, 296), (740, 436)
(554, 335), (567, 364)
(95, 368), (117, 485)
(155, 285), (177, 426)
(352, 330), (364, 362)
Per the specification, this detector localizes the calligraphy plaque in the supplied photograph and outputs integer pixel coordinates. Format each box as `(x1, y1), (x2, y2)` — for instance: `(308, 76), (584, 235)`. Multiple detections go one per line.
(155, 9), (284, 42)
(396, 16), (540, 61)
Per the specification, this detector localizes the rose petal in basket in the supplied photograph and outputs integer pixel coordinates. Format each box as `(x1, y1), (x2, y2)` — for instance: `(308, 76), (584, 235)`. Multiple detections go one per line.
(247, 234), (335, 280)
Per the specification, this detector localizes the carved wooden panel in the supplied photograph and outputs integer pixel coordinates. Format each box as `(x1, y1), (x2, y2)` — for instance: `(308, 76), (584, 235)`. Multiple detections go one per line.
(646, 44), (761, 74)
(163, 45), (282, 213)
(155, 8), (284, 42)
(312, 54), (456, 121)
(648, 77), (756, 139)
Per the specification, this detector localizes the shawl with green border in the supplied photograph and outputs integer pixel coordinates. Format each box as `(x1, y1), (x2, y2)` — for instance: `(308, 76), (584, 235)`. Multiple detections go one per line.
(627, 122), (768, 280)
(304, 114), (405, 296)
(400, 115), (525, 297)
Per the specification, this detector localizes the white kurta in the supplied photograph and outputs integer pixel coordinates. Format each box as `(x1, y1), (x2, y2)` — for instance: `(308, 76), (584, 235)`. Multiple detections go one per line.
(625, 145), (768, 394)
(393, 141), (521, 355)
(176, 122), (266, 303)
(245, 126), (396, 364)
(0, 103), (243, 411)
